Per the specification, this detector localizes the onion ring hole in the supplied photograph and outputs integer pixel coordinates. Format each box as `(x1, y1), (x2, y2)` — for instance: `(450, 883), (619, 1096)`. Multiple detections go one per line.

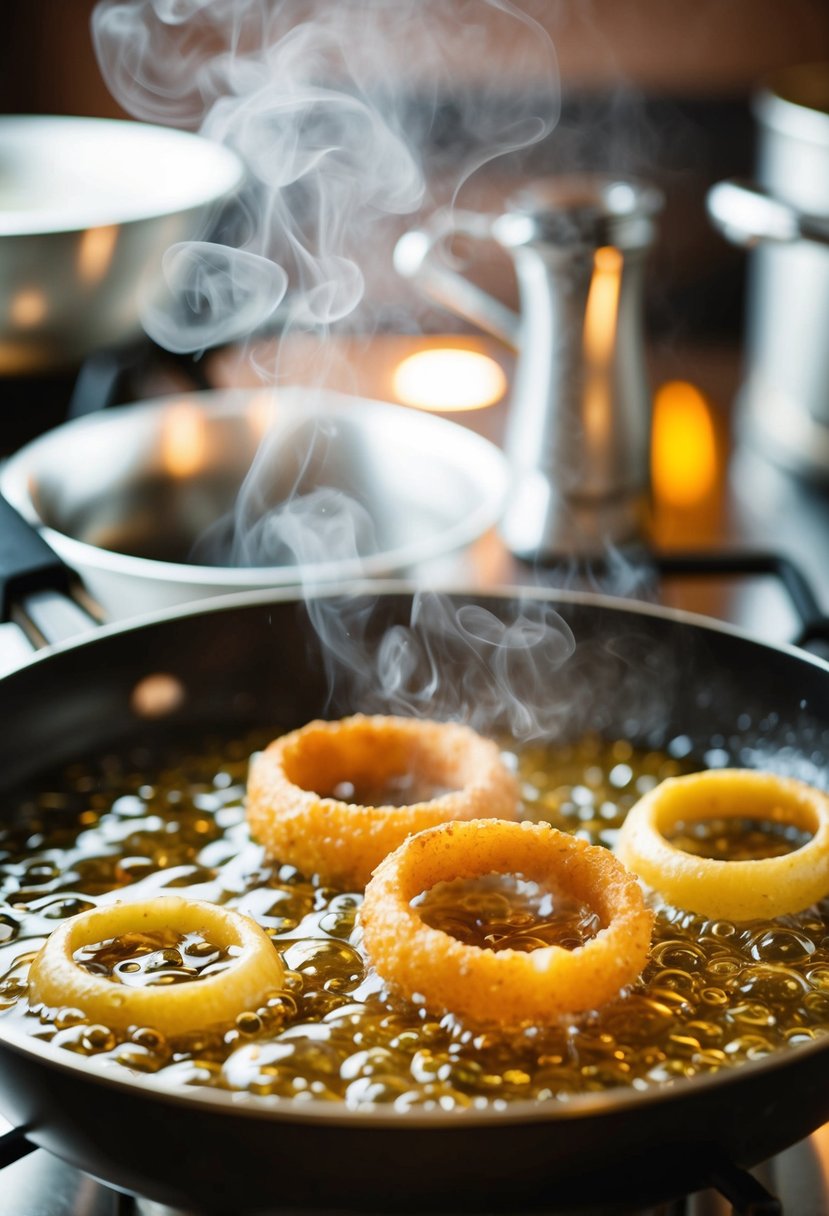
(246, 715), (520, 889)
(28, 898), (285, 1036)
(615, 769), (829, 920)
(360, 819), (654, 1027)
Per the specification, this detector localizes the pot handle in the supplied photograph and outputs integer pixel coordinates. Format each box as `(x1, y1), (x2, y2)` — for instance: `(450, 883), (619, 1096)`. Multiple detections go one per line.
(393, 210), (521, 349)
(707, 179), (829, 249)
(655, 548), (829, 660)
(0, 495), (100, 664)
(0, 494), (74, 619)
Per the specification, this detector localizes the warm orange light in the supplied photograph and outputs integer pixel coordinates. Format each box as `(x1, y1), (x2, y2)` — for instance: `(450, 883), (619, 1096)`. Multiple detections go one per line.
(651, 380), (718, 507)
(583, 246), (623, 365)
(77, 225), (119, 284)
(392, 348), (507, 412)
(809, 1123), (829, 1198)
(582, 246), (623, 445)
(247, 388), (278, 440)
(161, 400), (209, 478)
(10, 289), (47, 328)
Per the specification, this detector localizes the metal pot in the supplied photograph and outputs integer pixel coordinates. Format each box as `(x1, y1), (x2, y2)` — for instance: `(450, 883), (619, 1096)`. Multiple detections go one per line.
(2, 510), (829, 1212)
(707, 63), (829, 478)
(394, 177), (661, 559)
(0, 388), (508, 620)
(0, 116), (243, 374)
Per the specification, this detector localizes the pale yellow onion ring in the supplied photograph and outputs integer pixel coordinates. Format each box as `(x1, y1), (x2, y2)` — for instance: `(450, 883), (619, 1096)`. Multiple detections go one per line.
(28, 897), (285, 1035)
(360, 818), (653, 1027)
(615, 768), (829, 920)
(247, 715), (520, 889)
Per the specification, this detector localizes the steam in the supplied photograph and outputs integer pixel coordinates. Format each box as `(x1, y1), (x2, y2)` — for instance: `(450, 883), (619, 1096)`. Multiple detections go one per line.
(309, 590), (578, 742)
(92, 0), (575, 740)
(92, 0), (559, 355)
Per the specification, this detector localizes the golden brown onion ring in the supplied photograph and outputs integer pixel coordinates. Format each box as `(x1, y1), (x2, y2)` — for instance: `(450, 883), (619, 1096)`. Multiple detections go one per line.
(246, 715), (520, 889)
(28, 897), (284, 1035)
(360, 818), (653, 1026)
(615, 768), (829, 920)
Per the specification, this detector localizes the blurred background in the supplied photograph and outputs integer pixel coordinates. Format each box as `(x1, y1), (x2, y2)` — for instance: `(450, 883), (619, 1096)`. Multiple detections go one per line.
(2, 0), (829, 630)
(4, 0), (829, 346)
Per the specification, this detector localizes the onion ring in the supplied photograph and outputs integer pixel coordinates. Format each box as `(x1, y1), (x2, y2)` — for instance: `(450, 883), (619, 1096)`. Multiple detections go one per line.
(615, 768), (829, 920)
(28, 897), (284, 1035)
(246, 715), (520, 889)
(360, 819), (653, 1026)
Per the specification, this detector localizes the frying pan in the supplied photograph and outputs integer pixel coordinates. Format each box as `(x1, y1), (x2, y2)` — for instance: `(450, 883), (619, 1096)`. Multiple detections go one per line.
(2, 503), (829, 1215)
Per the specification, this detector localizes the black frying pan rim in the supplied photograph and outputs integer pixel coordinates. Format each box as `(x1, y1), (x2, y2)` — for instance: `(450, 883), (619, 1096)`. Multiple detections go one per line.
(6, 577), (829, 680)
(2, 580), (829, 1130)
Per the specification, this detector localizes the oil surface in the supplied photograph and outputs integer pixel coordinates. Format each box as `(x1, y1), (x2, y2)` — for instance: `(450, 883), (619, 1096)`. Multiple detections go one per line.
(1, 731), (828, 1109)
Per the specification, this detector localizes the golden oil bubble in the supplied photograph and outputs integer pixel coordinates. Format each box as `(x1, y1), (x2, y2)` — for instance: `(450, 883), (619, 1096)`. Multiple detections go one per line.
(666, 1033), (702, 1057)
(410, 1048), (446, 1083)
(648, 969), (699, 998)
(806, 966), (829, 992)
(804, 992), (829, 1020)
(725, 1034), (776, 1060)
(685, 1019), (725, 1043)
(83, 1024), (117, 1053)
(749, 927), (817, 964)
(692, 1048), (726, 1069)
(345, 1075), (412, 1105)
(726, 1002), (776, 1029)
(51, 1024), (91, 1051)
(651, 940), (709, 972)
(739, 965), (811, 1004)
(54, 1006), (87, 1030)
(236, 1011), (263, 1036)
(706, 957), (742, 979)
(131, 1026), (165, 1051)
(340, 1046), (403, 1081)
(699, 987), (729, 1008)
(110, 1044), (163, 1072)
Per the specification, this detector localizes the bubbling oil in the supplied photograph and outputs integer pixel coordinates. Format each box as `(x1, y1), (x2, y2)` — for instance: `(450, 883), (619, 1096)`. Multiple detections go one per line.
(75, 929), (238, 987)
(1, 731), (828, 1109)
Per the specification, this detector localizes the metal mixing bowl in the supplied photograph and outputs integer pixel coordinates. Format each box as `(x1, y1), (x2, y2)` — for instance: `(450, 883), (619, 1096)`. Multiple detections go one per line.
(0, 115), (243, 373)
(0, 389), (508, 619)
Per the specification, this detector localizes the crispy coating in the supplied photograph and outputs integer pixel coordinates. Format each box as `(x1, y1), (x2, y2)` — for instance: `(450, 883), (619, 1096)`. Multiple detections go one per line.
(615, 767), (829, 920)
(246, 715), (520, 889)
(28, 897), (285, 1035)
(360, 818), (653, 1027)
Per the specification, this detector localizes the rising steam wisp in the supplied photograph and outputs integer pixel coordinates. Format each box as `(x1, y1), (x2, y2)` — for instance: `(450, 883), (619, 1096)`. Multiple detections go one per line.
(92, 0), (573, 737)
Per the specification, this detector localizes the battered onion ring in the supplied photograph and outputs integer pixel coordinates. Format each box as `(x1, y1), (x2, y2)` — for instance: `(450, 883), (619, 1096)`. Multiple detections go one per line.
(28, 897), (285, 1035)
(247, 715), (520, 889)
(615, 768), (829, 920)
(360, 818), (653, 1026)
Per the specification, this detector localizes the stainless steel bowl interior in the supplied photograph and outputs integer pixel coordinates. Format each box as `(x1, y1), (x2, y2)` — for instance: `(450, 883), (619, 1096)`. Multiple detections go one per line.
(0, 116), (243, 373)
(0, 389), (508, 592)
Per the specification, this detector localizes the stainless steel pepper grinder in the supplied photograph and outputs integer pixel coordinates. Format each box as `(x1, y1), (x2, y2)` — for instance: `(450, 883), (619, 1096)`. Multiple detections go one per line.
(394, 176), (662, 560)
